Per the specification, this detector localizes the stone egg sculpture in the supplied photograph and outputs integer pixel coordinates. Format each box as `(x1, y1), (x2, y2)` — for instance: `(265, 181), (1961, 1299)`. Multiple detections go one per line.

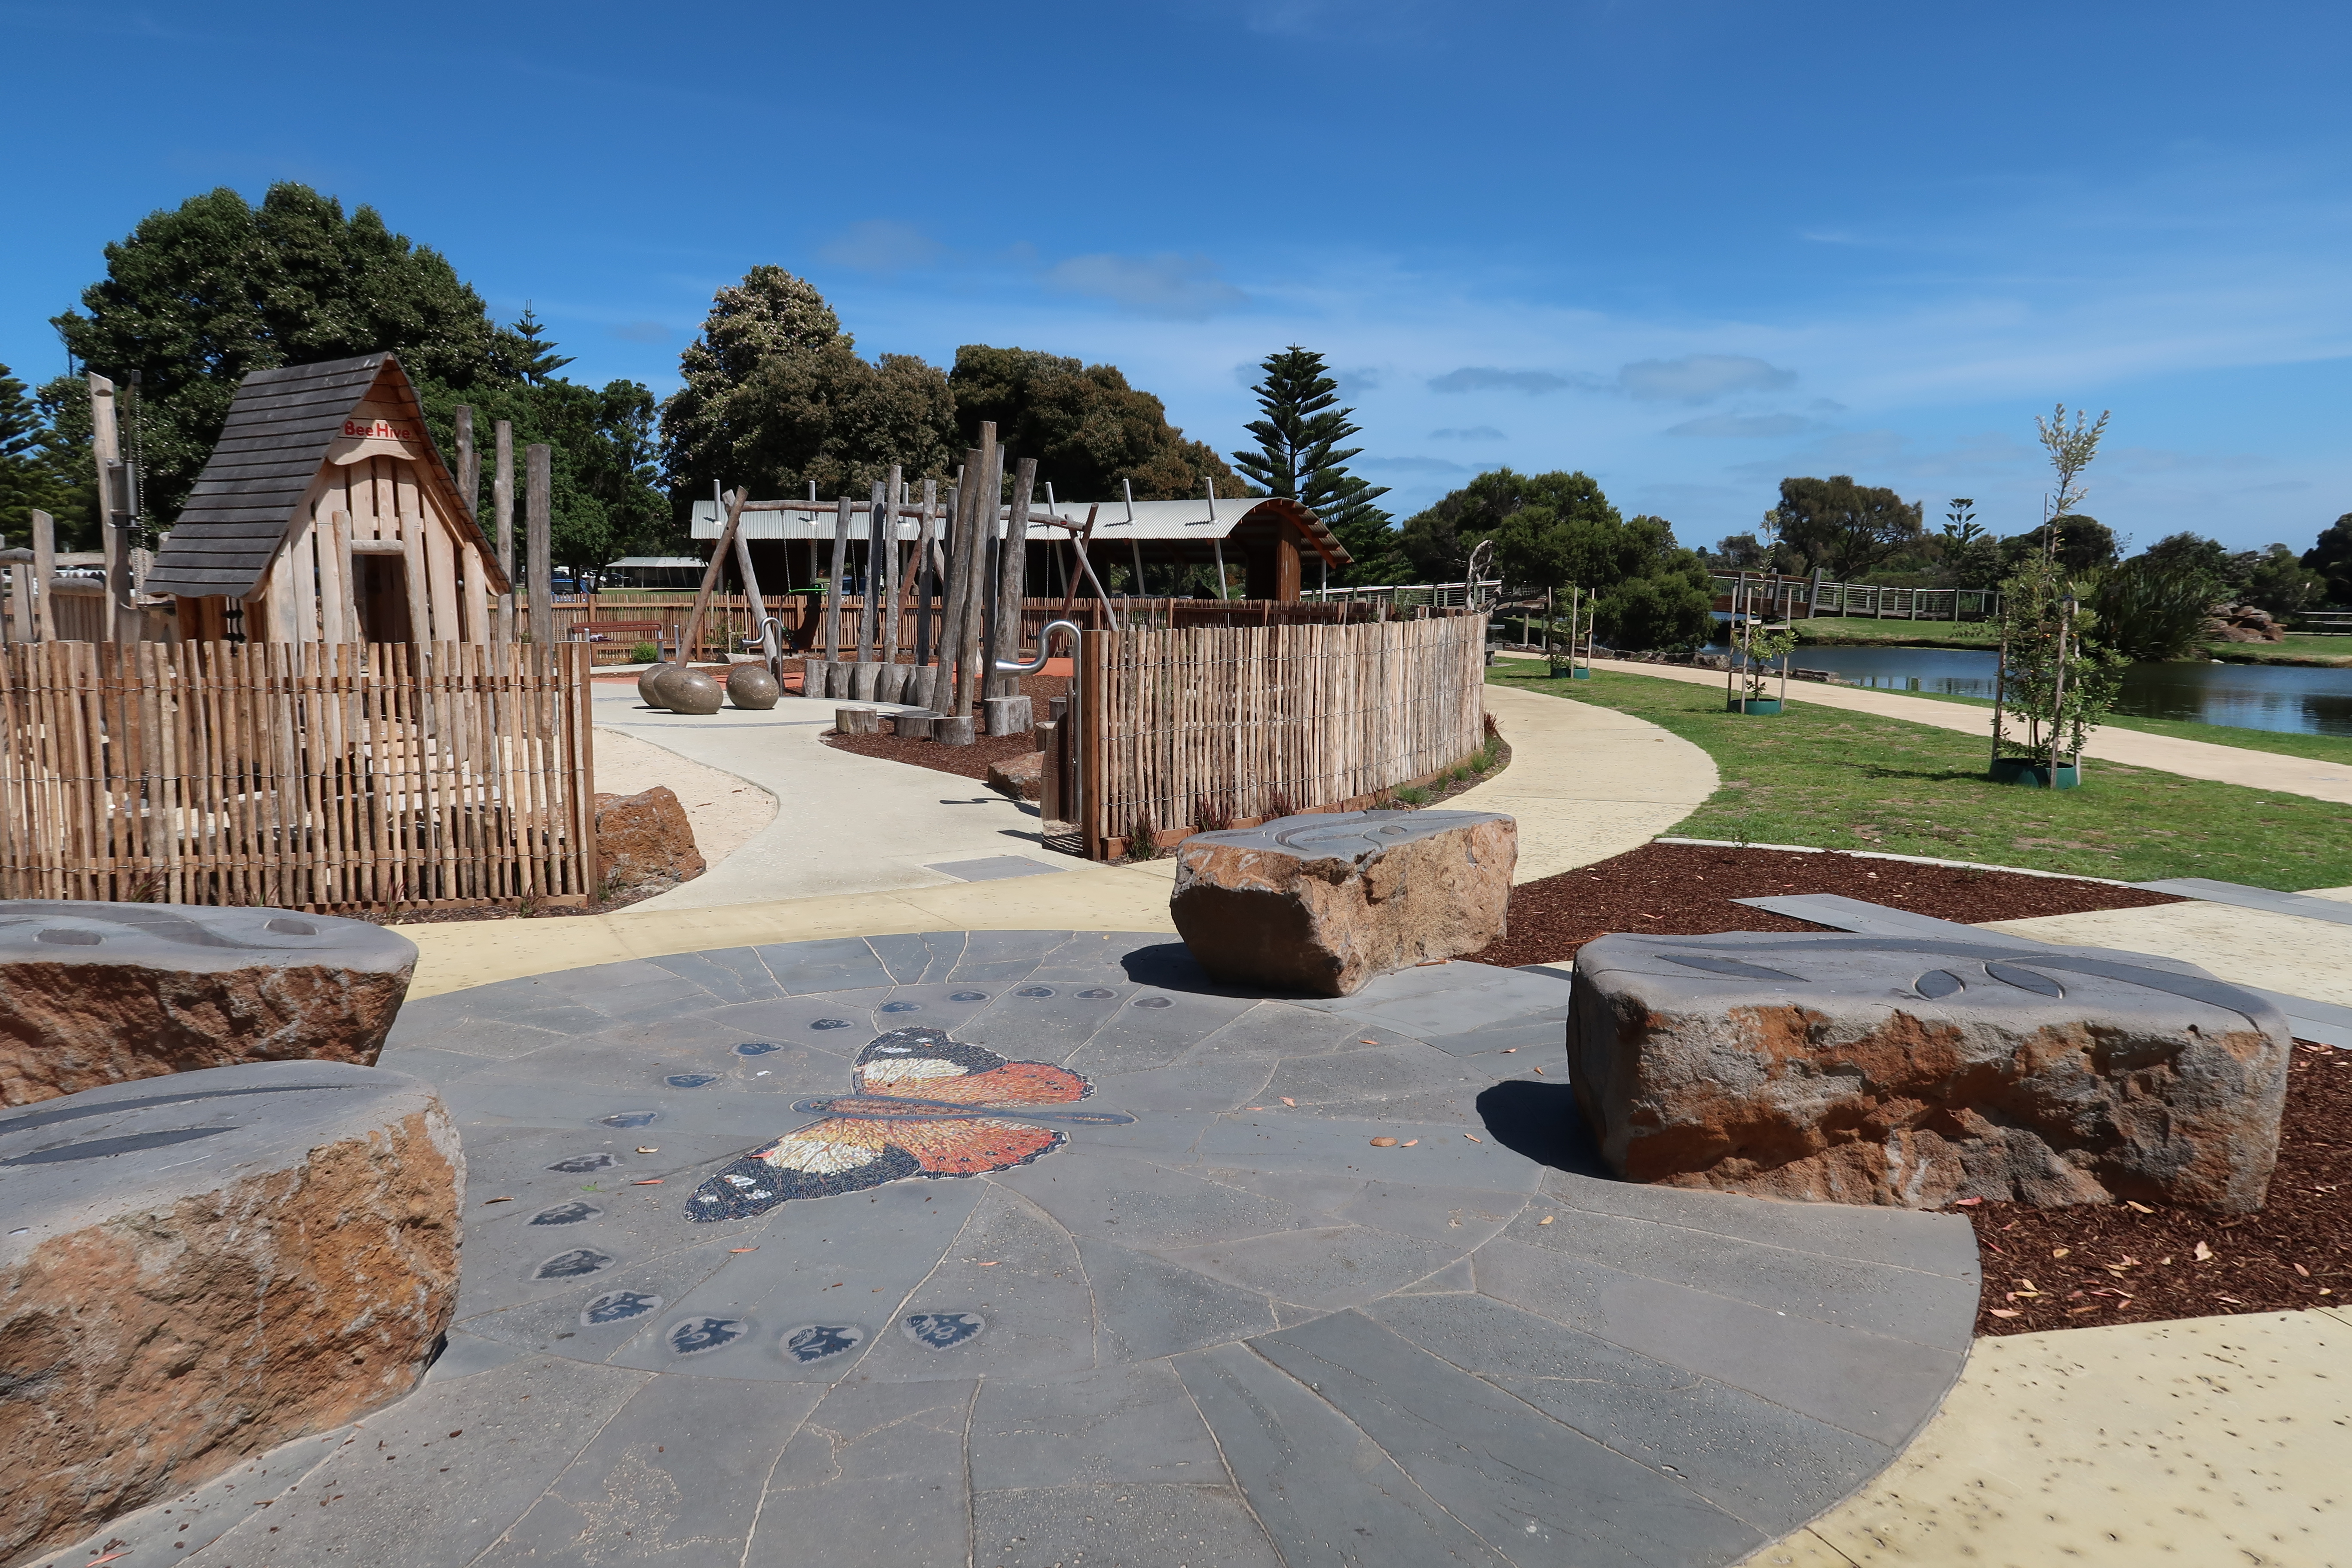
(726, 662), (781, 710)
(636, 662), (677, 707)
(655, 666), (724, 715)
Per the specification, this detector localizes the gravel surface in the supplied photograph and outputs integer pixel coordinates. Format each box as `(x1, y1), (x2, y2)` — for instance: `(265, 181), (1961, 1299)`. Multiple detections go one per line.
(1467, 841), (2184, 968)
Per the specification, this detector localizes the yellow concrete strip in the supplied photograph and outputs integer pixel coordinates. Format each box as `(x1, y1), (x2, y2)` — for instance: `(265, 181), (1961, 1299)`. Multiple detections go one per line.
(1537, 655), (2352, 806)
(1981, 902), (2352, 1008)
(1738, 1308), (2351, 1568)
(1452, 681), (1718, 879)
(401, 863), (1176, 998)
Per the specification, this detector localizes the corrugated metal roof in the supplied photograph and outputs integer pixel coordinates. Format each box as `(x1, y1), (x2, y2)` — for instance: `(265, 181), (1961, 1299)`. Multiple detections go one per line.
(145, 353), (509, 600)
(688, 494), (1349, 564)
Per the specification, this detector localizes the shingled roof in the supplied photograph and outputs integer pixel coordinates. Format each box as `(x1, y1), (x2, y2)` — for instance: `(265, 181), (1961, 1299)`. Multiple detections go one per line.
(144, 353), (484, 599)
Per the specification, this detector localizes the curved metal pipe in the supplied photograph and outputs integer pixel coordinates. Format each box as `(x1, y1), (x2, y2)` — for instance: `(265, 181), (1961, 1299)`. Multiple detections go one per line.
(996, 618), (1083, 677)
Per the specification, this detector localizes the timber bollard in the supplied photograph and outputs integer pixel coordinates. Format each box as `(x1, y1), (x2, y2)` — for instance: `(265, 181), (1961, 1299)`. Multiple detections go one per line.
(983, 694), (1033, 736)
(934, 714), (976, 746)
(835, 706), (881, 736)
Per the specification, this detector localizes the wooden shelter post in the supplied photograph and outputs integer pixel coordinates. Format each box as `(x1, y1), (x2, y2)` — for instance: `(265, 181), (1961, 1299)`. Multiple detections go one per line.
(990, 456), (1036, 697)
(915, 477), (938, 666)
(494, 420), (515, 643)
(825, 496), (852, 664)
(30, 508), (55, 640)
(454, 405), (478, 518)
(858, 480), (885, 662)
(881, 463), (903, 669)
(526, 443), (554, 648)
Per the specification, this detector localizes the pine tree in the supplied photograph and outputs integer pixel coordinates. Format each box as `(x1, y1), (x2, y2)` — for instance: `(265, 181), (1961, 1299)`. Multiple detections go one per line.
(0, 363), (75, 546)
(506, 303), (574, 386)
(1231, 346), (1396, 580)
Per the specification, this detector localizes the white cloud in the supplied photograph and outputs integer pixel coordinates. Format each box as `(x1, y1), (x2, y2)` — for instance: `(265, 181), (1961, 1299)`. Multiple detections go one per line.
(1427, 366), (1576, 395)
(1047, 253), (1248, 319)
(1430, 426), (1506, 441)
(1359, 455), (1470, 474)
(817, 220), (943, 273)
(1666, 413), (1816, 439)
(1618, 355), (1797, 403)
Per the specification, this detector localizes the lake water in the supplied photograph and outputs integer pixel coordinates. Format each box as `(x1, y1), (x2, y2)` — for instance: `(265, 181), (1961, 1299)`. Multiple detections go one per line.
(1762, 645), (2352, 738)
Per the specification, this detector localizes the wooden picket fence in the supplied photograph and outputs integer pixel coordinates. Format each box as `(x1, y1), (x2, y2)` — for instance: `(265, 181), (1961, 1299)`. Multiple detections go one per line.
(1074, 611), (1488, 858)
(0, 640), (596, 909)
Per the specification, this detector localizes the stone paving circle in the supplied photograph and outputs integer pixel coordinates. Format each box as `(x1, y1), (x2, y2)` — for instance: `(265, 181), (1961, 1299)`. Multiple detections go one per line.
(52, 931), (1982, 1568)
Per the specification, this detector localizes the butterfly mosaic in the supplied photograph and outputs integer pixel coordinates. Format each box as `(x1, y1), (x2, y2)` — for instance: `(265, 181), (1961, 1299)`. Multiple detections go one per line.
(687, 1027), (1133, 1220)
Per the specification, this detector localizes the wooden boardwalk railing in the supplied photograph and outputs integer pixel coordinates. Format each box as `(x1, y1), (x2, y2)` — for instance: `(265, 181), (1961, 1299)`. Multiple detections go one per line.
(1077, 612), (1488, 859)
(0, 641), (595, 909)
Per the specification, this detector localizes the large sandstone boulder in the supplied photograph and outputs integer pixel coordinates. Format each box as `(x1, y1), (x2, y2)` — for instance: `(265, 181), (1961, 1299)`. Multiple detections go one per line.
(0, 904), (417, 1108)
(1170, 810), (1516, 997)
(986, 748), (1044, 800)
(594, 785), (706, 894)
(0, 1060), (463, 1564)
(1568, 931), (2293, 1212)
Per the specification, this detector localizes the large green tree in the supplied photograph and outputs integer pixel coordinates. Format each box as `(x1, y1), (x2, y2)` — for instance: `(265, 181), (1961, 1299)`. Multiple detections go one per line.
(660, 266), (957, 506)
(2301, 514), (2352, 606)
(1767, 475), (1924, 580)
(0, 364), (79, 547)
(946, 345), (1249, 502)
(1400, 468), (1712, 648)
(42, 183), (667, 572)
(1230, 346), (1396, 580)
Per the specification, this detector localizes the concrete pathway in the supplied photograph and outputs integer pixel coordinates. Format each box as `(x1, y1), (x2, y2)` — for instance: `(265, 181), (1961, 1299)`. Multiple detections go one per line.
(1740, 1308), (2352, 1567)
(1983, 885), (2352, 1009)
(593, 725), (776, 867)
(1452, 680), (1718, 879)
(1525, 655), (2352, 806)
(593, 688), (1060, 911)
(49, 934), (1979, 1568)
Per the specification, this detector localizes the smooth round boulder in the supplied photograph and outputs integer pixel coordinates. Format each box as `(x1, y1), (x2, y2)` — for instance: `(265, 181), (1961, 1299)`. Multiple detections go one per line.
(0, 1060), (462, 1565)
(726, 662), (781, 710)
(636, 661), (677, 707)
(0, 903), (418, 1107)
(653, 665), (724, 715)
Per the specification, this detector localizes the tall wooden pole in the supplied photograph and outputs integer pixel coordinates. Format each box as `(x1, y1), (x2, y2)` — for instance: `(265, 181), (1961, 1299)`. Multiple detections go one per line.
(825, 496), (852, 665)
(733, 516), (775, 667)
(453, 405), (478, 519)
(956, 438), (1001, 718)
(990, 456), (1036, 697)
(526, 443), (554, 649)
(913, 478), (938, 667)
(30, 508), (55, 641)
(858, 479), (885, 662)
(493, 420), (515, 642)
(88, 373), (133, 642)
(939, 458), (977, 708)
(682, 489), (747, 666)
(881, 463), (903, 669)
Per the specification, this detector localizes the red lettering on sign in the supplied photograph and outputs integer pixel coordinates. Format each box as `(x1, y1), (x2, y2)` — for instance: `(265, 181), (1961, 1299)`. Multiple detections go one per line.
(342, 417), (417, 441)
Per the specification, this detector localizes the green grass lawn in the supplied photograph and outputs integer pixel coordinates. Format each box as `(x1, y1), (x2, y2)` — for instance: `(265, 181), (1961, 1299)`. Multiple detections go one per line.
(1489, 663), (2352, 889)
(2206, 634), (2352, 666)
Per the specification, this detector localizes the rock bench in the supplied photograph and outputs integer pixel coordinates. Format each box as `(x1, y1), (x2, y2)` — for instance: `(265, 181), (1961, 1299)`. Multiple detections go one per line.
(0, 1060), (462, 1564)
(1567, 931), (2294, 1211)
(0, 903), (418, 1107)
(1170, 809), (1516, 996)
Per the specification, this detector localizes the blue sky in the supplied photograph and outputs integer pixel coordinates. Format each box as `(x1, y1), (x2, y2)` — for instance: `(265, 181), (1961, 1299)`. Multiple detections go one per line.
(6, 0), (2349, 555)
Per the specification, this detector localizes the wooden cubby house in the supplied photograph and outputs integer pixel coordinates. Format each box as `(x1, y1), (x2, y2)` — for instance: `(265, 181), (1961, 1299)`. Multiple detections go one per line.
(145, 353), (508, 642)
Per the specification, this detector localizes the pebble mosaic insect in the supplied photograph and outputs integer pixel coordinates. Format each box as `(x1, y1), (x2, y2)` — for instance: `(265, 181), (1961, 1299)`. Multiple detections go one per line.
(686, 1027), (1134, 1219)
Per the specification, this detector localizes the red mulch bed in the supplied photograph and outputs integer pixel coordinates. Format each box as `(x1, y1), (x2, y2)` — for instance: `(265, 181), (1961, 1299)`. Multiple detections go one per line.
(1967, 1043), (2352, 1333)
(1471, 842), (2350, 1333)
(821, 674), (1069, 782)
(1467, 842), (2184, 969)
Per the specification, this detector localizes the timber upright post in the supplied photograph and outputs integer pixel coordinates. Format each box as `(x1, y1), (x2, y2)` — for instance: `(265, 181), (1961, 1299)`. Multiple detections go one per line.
(454, 406), (478, 519)
(87, 373), (135, 642)
(914, 477), (938, 671)
(495, 420), (516, 642)
(936, 459), (976, 732)
(823, 495), (852, 695)
(879, 463), (903, 695)
(30, 508), (55, 640)
(854, 479), (886, 699)
(955, 436), (1001, 730)
(527, 444), (554, 649)
(989, 456), (1037, 702)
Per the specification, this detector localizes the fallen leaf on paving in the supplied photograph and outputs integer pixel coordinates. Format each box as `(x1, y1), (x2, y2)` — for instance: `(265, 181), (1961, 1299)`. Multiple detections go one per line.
(1537, 1216), (1555, 1226)
(1500, 1048), (1518, 1054)
(1361, 1039), (1378, 1045)
(632, 1179), (664, 1186)
(2193, 1240), (2214, 1261)
(1370, 1137), (1399, 1148)
(975, 1260), (999, 1267)
(636, 1146), (659, 1154)
(482, 1196), (514, 1204)
(730, 1247), (758, 1254)
(1531, 1066), (1544, 1074)
(1464, 1133), (1482, 1142)
(1280, 1097), (1296, 1106)
(1401, 1139), (1419, 1146)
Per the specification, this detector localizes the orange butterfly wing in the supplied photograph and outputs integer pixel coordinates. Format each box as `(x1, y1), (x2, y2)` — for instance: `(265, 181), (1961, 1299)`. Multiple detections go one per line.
(885, 1116), (1065, 1175)
(913, 1060), (1089, 1107)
